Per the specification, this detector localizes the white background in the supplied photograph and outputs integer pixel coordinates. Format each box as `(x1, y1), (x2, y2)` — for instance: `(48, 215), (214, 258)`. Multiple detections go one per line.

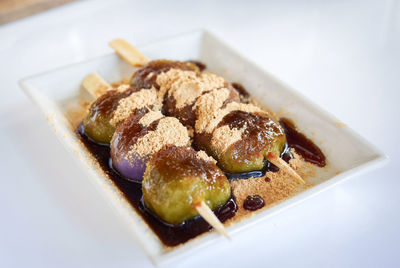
(1, 0), (399, 267)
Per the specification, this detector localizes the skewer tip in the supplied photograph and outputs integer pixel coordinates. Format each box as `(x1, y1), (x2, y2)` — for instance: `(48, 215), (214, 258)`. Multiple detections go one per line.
(82, 73), (111, 98)
(195, 201), (231, 240)
(267, 152), (305, 184)
(109, 39), (149, 67)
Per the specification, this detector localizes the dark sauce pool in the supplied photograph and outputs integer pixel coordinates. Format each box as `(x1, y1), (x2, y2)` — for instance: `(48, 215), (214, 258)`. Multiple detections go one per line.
(76, 115), (325, 247)
(280, 118), (326, 167)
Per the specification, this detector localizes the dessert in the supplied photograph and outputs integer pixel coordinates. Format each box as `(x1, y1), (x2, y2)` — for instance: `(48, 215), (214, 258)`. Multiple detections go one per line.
(142, 145), (231, 226)
(75, 39), (326, 246)
(111, 111), (190, 181)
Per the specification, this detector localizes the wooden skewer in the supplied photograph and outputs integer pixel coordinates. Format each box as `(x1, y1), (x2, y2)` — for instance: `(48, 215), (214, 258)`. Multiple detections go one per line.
(194, 201), (231, 240)
(267, 152), (305, 184)
(109, 39), (149, 67)
(82, 73), (112, 98)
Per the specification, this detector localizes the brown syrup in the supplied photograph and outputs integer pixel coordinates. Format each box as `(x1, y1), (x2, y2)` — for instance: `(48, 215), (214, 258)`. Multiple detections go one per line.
(231, 82), (250, 98)
(279, 118), (326, 167)
(163, 95), (197, 127)
(150, 145), (226, 183)
(77, 124), (237, 247)
(243, 195), (265, 211)
(111, 110), (158, 155)
(187, 60), (206, 71)
(87, 88), (135, 118)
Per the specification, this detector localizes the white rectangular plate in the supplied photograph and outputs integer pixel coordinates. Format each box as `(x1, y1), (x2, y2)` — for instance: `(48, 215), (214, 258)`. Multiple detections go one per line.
(20, 30), (387, 265)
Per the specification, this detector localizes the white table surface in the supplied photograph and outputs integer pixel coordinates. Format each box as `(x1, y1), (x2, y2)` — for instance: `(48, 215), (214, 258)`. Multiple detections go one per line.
(1, 0), (399, 267)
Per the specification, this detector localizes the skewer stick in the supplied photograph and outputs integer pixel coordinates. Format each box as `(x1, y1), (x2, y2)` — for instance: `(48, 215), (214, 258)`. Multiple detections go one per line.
(267, 152), (305, 184)
(109, 39), (149, 67)
(195, 201), (231, 240)
(82, 73), (112, 98)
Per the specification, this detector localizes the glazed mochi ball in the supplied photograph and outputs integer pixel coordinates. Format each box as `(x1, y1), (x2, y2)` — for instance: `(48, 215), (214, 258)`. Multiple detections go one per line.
(110, 111), (190, 181)
(142, 145), (231, 225)
(209, 110), (286, 173)
(83, 89), (133, 144)
(194, 97), (286, 173)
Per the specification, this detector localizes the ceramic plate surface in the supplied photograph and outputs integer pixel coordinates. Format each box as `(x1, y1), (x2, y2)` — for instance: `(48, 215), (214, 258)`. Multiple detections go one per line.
(20, 30), (387, 265)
